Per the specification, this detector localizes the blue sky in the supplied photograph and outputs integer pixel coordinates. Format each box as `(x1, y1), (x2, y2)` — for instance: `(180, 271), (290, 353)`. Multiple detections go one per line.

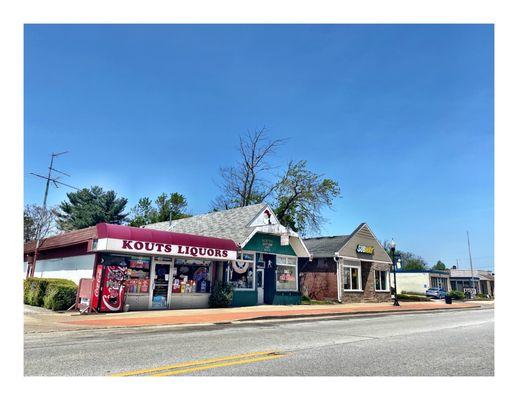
(24, 24), (494, 270)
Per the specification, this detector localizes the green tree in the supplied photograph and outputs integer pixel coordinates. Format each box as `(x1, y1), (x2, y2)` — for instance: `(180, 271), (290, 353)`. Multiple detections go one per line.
(403, 256), (428, 271)
(432, 260), (447, 270)
(274, 160), (340, 235)
(212, 129), (341, 235)
(382, 242), (428, 271)
(129, 192), (190, 226)
(56, 186), (128, 231)
(129, 197), (156, 227)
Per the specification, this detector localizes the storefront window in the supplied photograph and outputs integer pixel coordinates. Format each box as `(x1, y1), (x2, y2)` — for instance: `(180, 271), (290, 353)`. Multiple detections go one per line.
(375, 270), (388, 291)
(431, 277), (448, 289)
(344, 266), (361, 290)
(172, 258), (212, 294)
(227, 252), (255, 290)
(276, 256), (297, 291)
(101, 254), (151, 295)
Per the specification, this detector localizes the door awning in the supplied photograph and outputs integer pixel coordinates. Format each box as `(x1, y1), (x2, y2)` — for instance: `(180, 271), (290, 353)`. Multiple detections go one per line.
(95, 223), (238, 261)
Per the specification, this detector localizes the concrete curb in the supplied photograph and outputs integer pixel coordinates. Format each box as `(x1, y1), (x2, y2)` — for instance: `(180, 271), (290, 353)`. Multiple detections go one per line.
(231, 303), (482, 323)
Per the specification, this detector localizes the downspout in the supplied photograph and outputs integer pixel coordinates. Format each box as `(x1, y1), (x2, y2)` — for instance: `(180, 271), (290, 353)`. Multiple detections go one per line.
(334, 252), (342, 303)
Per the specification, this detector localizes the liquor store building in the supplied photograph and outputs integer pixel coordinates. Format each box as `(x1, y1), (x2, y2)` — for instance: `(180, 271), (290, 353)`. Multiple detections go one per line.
(24, 223), (238, 311)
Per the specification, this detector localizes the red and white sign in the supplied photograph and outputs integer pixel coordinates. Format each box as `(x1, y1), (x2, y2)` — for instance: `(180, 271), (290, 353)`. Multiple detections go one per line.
(90, 264), (103, 312)
(95, 238), (237, 261)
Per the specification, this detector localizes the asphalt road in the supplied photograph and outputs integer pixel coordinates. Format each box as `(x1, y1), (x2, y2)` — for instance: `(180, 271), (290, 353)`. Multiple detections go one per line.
(24, 308), (494, 376)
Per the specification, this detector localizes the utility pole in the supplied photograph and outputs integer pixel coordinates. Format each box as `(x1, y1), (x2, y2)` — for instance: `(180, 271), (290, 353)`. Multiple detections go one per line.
(466, 231), (475, 292)
(28, 151), (78, 278)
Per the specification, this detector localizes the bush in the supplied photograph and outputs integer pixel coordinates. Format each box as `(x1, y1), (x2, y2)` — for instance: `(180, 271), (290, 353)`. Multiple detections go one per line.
(43, 284), (78, 311)
(448, 290), (465, 300)
(301, 295), (311, 303)
(24, 278), (77, 310)
(396, 293), (431, 302)
(401, 291), (428, 296)
(209, 282), (234, 308)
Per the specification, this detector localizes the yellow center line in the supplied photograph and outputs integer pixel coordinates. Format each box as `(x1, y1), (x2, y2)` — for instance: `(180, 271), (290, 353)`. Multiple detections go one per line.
(151, 354), (286, 376)
(111, 350), (281, 377)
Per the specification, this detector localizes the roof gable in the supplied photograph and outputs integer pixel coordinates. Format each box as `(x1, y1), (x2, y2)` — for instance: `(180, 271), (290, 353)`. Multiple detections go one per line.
(338, 223), (392, 263)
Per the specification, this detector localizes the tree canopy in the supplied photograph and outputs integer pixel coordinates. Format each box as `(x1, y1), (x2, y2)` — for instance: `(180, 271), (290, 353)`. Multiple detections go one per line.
(432, 260), (447, 270)
(382, 241), (428, 271)
(274, 161), (340, 234)
(129, 192), (190, 227)
(56, 186), (128, 231)
(24, 204), (58, 242)
(212, 129), (341, 235)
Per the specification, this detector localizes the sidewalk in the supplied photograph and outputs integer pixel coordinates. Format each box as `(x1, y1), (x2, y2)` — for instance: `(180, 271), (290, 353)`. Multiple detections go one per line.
(24, 301), (486, 333)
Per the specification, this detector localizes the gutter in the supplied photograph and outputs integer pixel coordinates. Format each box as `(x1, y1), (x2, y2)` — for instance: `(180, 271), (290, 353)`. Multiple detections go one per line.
(334, 252), (342, 303)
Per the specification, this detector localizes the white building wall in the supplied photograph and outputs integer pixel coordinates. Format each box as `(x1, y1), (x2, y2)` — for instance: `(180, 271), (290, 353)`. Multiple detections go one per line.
(30, 254), (95, 284)
(396, 273), (430, 294)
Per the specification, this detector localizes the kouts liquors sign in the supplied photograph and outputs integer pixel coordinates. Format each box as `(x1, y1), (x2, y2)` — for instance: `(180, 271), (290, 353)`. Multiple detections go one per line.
(94, 238), (237, 261)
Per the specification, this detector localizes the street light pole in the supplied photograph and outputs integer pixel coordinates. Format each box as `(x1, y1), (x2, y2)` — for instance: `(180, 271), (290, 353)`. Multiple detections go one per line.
(390, 239), (400, 306)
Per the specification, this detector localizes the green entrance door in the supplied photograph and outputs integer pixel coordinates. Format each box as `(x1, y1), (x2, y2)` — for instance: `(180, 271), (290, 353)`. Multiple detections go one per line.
(263, 254), (276, 304)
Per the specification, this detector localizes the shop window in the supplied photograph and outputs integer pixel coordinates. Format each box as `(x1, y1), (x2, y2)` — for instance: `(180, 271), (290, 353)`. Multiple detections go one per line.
(101, 254), (151, 295)
(375, 270), (388, 291)
(276, 256), (298, 291)
(227, 252), (255, 290)
(172, 258), (212, 294)
(344, 265), (361, 291)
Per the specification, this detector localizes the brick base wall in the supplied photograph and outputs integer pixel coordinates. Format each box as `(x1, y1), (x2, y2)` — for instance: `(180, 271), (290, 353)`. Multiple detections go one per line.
(299, 271), (337, 301)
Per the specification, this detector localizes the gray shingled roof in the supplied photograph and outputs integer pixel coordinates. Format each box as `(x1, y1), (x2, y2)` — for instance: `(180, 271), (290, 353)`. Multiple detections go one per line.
(144, 203), (267, 245)
(303, 235), (351, 258)
(450, 269), (494, 280)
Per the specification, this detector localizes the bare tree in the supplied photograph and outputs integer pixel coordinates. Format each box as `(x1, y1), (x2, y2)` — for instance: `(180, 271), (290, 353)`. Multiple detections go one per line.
(211, 128), (286, 210)
(24, 204), (58, 243)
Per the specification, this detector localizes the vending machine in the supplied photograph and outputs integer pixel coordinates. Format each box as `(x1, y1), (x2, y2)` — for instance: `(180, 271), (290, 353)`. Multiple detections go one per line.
(91, 264), (128, 312)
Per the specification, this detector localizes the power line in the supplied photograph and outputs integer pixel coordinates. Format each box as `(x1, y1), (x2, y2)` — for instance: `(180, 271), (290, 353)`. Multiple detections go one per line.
(27, 151), (78, 278)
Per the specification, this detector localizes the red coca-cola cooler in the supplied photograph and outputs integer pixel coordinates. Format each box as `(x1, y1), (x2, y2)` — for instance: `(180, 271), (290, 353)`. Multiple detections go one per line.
(91, 264), (128, 312)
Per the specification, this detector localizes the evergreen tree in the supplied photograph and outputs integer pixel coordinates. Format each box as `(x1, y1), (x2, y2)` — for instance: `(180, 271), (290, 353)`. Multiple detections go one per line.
(56, 186), (128, 231)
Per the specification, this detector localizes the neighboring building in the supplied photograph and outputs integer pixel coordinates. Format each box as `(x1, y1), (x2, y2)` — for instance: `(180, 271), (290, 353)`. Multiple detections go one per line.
(145, 203), (310, 307)
(450, 269), (494, 297)
(298, 223), (393, 303)
(394, 270), (451, 295)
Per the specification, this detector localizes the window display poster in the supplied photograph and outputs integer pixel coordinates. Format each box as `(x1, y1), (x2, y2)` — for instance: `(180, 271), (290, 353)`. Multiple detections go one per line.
(129, 256), (150, 269)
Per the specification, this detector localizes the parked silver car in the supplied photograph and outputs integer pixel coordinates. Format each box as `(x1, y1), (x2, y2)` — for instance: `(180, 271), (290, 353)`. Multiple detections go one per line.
(425, 287), (447, 299)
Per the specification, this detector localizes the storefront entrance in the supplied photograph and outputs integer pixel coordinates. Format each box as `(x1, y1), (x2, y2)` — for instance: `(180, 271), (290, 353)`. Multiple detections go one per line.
(151, 260), (172, 309)
(256, 268), (265, 304)
(263, 254), (276, 305)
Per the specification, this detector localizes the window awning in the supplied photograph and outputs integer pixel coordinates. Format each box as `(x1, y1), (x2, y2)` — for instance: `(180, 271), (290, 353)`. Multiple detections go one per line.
(95, 223), (238, 261)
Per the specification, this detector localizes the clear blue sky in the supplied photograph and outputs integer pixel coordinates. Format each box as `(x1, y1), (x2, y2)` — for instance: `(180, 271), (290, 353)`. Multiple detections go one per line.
(24, 24), (494, 270)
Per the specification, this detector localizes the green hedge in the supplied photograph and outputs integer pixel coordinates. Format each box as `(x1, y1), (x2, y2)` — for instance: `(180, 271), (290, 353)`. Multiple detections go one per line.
(448, 290), (465, 300)
(209, 282), (233, 308)
(396, 293), (431, 302)
(24, 278), (77, 311)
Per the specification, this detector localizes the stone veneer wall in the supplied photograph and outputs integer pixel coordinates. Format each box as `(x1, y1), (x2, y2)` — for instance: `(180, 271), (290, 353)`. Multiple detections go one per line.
(341, 261), (391, 303)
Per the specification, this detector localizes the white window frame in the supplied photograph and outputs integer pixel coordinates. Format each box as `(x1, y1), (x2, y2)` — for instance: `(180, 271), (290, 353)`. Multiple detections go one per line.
(343, 265), (362, 291)
(275, 256), (298, 292)
(227, 251), (256, 291)
(374, 269), (390, 292)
